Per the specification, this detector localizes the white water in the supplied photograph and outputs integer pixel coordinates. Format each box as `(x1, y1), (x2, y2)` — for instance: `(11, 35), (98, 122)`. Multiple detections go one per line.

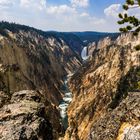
(81, 46), (89, 60)
(59, 76), (73, 129)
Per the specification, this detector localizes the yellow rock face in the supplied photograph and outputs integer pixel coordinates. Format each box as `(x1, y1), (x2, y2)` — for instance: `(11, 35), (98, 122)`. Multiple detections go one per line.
(117, 122), (140, 140)
(64, 33), (140, 140)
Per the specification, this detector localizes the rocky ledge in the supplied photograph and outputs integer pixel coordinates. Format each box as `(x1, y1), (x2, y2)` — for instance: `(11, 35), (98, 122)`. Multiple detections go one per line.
(89, 92), (140, 140)
(0, 90), (62, 140)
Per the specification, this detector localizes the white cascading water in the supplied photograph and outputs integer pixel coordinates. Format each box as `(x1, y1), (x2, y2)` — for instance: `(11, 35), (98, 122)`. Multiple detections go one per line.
(59, 75), (73, 130)
(59, 46), (89, 129)
(81, 46), (88, 60)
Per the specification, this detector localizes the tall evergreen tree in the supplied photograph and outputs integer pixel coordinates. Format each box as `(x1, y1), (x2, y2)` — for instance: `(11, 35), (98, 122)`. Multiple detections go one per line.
(118, 0), (140, 35)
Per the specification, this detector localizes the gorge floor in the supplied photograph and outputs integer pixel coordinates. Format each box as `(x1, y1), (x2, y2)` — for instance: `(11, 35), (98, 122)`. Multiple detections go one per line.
(59, 74), (73, 131)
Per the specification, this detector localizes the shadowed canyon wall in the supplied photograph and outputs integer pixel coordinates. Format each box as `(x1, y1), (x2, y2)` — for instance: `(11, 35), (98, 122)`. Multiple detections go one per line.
(0, 23), (82, 140)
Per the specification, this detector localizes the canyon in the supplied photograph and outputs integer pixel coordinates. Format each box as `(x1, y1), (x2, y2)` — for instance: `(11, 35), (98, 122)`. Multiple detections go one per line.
(0, 22), (140, 140)
(64, 33), (140, 140)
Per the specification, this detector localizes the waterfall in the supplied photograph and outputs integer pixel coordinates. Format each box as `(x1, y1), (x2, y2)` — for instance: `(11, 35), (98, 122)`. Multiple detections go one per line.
(81, 47), (88, 60)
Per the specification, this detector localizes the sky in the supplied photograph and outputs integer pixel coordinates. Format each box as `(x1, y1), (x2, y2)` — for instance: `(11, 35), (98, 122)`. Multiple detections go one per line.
(0, 0), (139, 32)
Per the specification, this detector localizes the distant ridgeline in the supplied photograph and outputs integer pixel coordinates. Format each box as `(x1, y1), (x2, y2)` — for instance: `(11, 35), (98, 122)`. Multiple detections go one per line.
(72, 31), (120, 45)
(0, 21), (120, 54)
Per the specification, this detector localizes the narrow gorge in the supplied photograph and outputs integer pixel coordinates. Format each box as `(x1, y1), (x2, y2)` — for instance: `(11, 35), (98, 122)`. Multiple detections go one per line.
(59, 74), (73, 131)
(0, 22), (140, 140)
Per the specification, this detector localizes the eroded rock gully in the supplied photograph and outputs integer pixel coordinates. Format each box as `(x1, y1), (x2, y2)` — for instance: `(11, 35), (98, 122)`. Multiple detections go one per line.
(64, 33), (140, 140)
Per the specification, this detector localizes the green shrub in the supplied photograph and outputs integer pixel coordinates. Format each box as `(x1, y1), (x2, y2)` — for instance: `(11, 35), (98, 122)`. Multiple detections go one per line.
(109, 67), (140, 109)
(135, 45), (140, 51)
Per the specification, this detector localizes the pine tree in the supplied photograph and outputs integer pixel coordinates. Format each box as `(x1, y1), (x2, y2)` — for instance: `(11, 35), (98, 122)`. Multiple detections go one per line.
(118, 0), (140, 35)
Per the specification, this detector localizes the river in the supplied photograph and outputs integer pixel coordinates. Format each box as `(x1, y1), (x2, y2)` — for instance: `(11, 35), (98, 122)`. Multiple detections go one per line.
(59, 74), (73, 130)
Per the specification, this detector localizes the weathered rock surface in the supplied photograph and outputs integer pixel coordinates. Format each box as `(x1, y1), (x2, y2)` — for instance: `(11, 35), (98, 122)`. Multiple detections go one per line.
(89, 92), (140, 140)
(64, 33), (140, 140)
(0, 90), (57, 140)
(0, 91), (9, 108)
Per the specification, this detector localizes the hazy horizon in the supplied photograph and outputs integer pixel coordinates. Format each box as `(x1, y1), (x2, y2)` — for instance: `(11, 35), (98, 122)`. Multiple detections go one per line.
(0, 0), (139, 32)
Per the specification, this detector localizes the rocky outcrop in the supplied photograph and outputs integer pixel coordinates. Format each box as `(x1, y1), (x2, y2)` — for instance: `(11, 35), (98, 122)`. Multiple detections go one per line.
(64, 33), (140, 140)
(0, 90), (61, 140)
(89, 92), (140, 140)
